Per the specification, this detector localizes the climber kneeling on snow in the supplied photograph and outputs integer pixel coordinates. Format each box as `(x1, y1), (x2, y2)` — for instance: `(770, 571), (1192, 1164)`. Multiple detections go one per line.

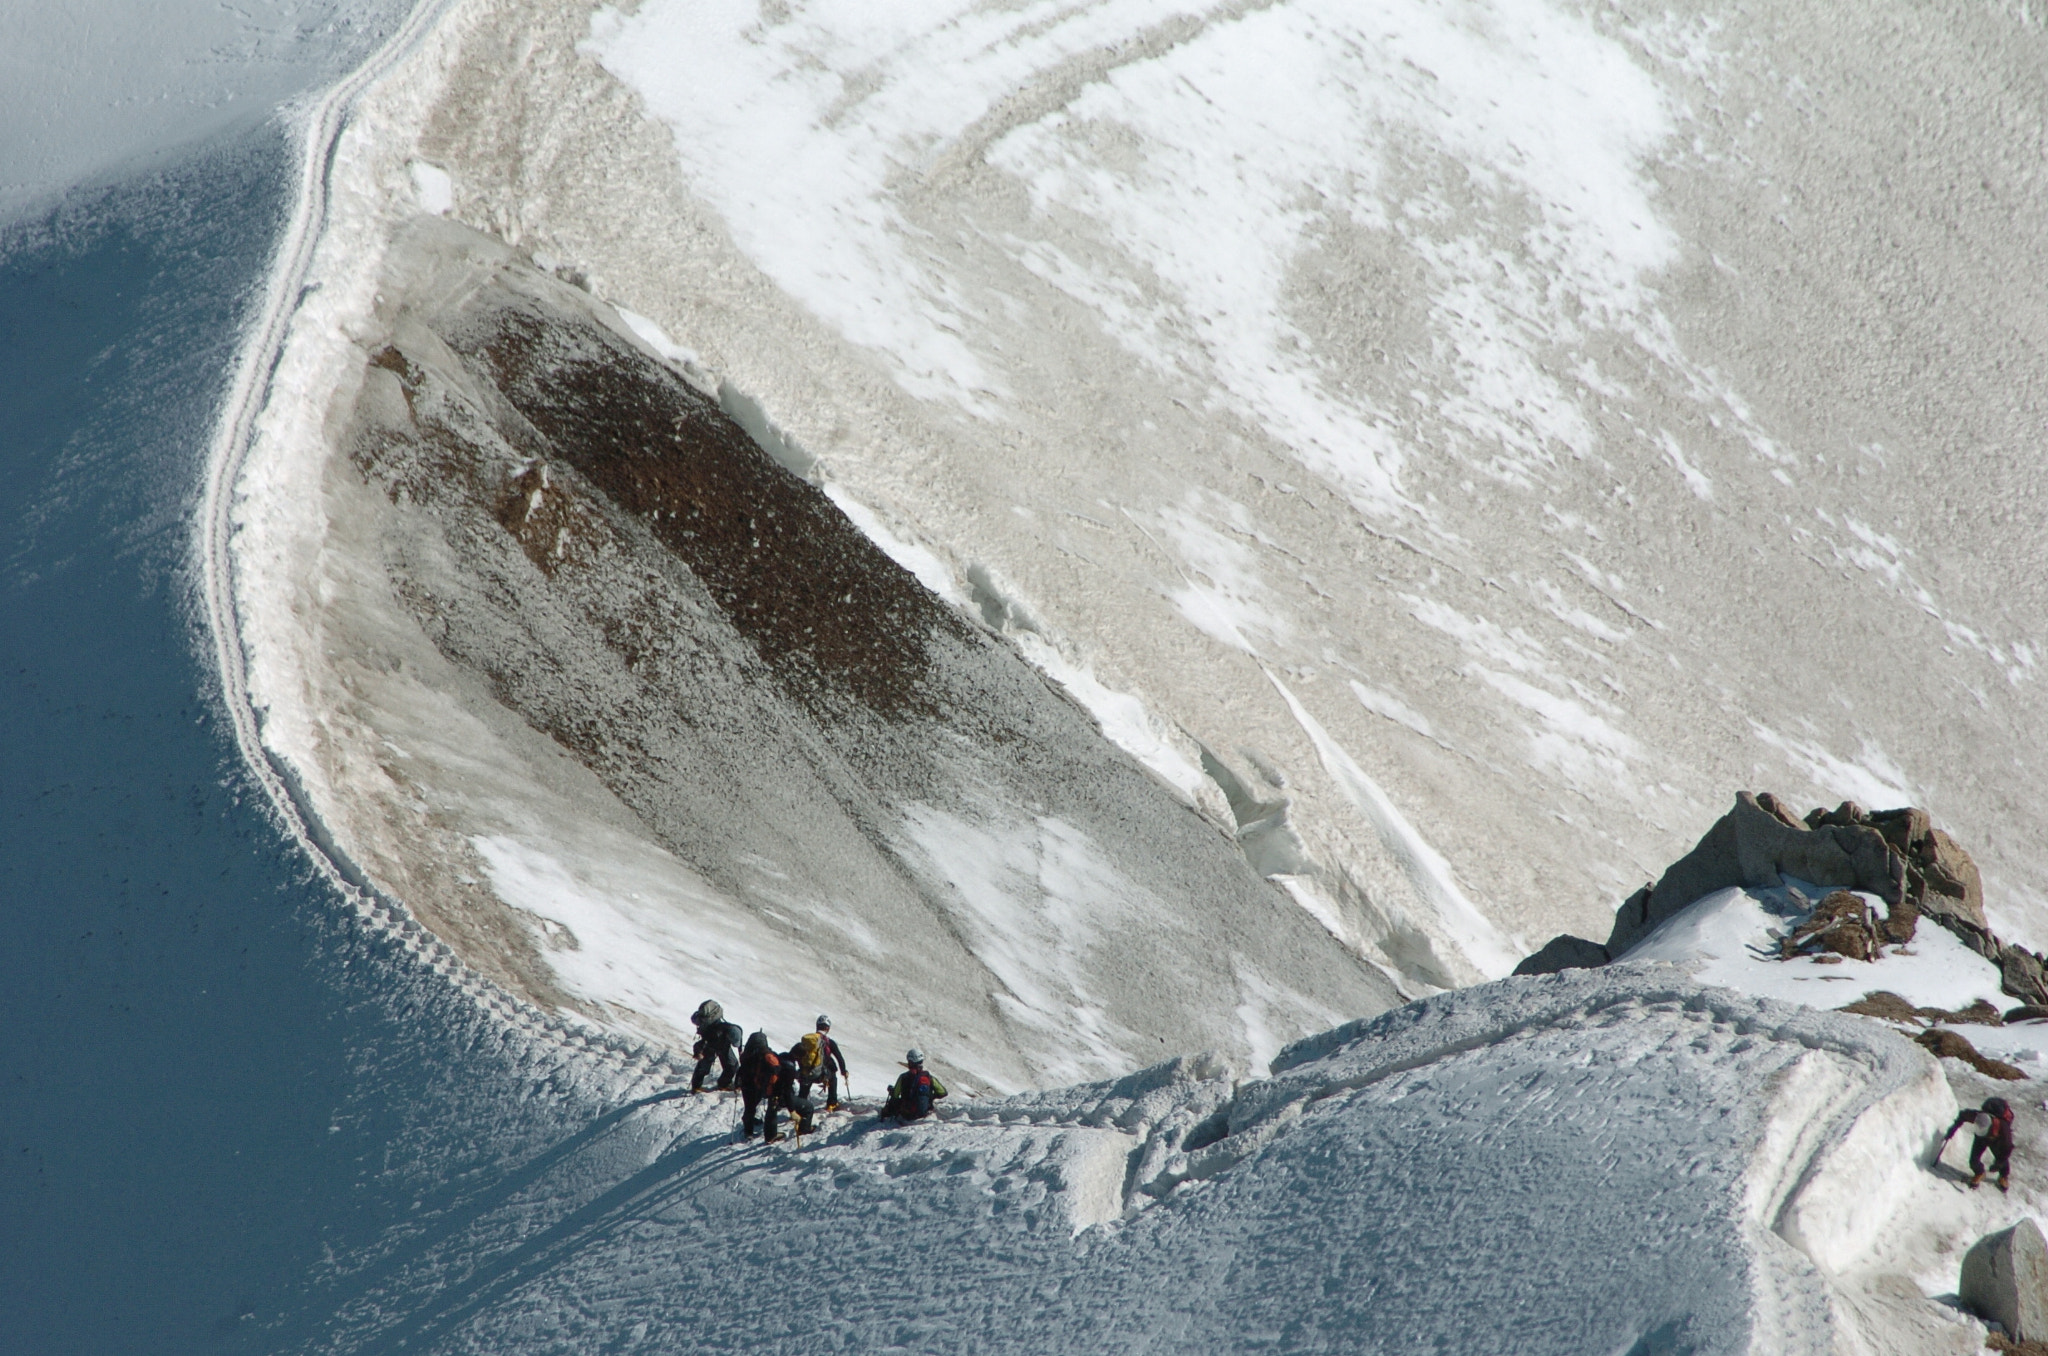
(1943, 1096), (2017, 1191)
(879, 1048), (946, 1122)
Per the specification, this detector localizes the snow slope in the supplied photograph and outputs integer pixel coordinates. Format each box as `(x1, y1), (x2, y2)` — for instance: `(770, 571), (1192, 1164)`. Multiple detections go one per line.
(218, 66), (1401, 1092)
(291, 968), (1980, 1356)
(561, 0), (2048, 963)
(197, 4), (2048, 1345)
(207, 0), (2048, 1010)
(1627, 883), (2048, 1068)
(218, 0), (2048, 1051)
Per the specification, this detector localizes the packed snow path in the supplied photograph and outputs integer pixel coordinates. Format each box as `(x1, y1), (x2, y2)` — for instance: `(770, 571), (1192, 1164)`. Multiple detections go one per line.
(291, 969), (1967, 1355)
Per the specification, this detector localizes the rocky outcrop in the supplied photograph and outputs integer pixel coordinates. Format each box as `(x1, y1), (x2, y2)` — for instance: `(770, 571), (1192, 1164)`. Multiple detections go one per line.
(1915, 1028), (2026, 1081)
(1838, 992), (2004, 1027)
(1602, 792), (1907, 956)
(1551, 791), (2048, 1008)
(1520, 793), (2048, 1011)
(1964, 1219), (2048, 1340)
(1511, 935), (1610, 976)
(1781, 890), (1883, 961)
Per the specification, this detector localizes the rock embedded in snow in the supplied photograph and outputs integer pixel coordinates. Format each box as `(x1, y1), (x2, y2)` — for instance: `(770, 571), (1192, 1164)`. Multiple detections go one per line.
(1918, 1029), (2027, 1082)
(1604, 791), (1906, 955)
(1783, 890), (1885, 962)
(1962, 1218), (2048, 1342)
(1841, 991), (2005, 1029)
(1576, 793), (2048, 1017)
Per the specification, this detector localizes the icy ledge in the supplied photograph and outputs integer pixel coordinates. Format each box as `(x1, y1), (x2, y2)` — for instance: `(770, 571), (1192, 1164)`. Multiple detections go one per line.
(339, 967), (1973, 1356)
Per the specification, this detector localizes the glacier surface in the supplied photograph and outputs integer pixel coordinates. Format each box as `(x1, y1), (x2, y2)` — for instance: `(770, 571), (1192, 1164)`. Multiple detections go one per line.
(185, 0), (2048, 1348)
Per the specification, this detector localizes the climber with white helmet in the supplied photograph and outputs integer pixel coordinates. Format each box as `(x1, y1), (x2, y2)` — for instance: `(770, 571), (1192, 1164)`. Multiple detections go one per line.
(879, 1048), (946, 1122)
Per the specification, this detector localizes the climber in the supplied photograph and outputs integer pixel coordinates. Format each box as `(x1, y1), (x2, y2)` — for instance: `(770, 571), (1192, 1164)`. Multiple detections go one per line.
(797, 1015), (850, 1111)
(689, 999), (743, 1093)
(878, 1048), (947, 1123)
(1943, 1096), (2017, 1191)
(738, 1031), (785, 1142)
(775, 1036), (819, 1137)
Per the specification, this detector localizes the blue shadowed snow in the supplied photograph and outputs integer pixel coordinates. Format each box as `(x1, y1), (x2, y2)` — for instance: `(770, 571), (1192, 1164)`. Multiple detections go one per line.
(0, 127), (617, 1356)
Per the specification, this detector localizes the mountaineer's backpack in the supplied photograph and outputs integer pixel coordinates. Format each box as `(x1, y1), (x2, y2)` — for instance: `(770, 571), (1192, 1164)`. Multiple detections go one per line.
(796, 1032), (824, 1073)
(900, 1068), (935, 1120)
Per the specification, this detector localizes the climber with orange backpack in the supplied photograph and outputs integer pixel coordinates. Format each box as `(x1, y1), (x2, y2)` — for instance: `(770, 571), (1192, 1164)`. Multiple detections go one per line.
(1942, 1095), (2017, 1191)
(738, 1031), (785, 1142)
(879, 1048), (946, 1123)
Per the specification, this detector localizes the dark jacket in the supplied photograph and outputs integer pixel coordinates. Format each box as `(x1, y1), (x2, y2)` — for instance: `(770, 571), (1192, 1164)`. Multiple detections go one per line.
(738, 1034), (780, 1096)
(776, 1049), (809, 1100)
(819, 1035), (848, 1078)
(693, 1016), (742, 1050)
(1951, 1103), (2016, 1150)
(885, 1067), (947, 1120)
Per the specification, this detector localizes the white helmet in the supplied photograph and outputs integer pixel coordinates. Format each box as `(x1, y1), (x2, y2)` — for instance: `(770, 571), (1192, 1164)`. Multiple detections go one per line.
(905, 1048), (925, 1066)
(816, 1015), (831, 1030)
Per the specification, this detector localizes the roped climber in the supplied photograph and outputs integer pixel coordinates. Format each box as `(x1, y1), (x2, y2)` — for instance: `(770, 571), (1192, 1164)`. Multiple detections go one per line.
(738, 1031), (786, 1142)
(776, 1035), (819, 1137)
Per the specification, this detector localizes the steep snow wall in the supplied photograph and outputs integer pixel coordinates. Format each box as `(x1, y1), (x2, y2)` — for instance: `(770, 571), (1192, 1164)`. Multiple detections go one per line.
(296, 969), (1978, 1356)
(329, 0), (2048, 988)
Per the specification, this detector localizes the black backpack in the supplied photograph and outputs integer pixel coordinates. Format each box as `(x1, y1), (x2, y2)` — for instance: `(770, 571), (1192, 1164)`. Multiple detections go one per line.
(902, 1069), (935, 1120)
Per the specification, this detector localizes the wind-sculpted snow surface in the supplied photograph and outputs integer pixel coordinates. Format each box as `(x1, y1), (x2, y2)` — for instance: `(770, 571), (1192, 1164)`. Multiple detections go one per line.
(292, 970), (1969, 1355)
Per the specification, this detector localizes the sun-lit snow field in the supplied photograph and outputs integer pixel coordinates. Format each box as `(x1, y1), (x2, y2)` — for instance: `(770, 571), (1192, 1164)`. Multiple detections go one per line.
(284, 968), (1986, 1356)
(222, 0), (2048, 1075)
(1627, 883), (2048, 1068)
(196, 0), (2048, 1347)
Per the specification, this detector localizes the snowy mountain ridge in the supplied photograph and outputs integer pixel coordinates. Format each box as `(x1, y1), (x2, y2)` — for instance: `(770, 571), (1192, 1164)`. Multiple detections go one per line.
(288, 966), (1982, 1355)
(192, 0), (2048, 1348)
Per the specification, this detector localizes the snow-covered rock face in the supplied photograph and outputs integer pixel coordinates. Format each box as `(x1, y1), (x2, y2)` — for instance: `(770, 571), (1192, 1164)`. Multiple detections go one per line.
(1625, 883), (2048, 1077)
(225, 0), (2048, 1042)
(304, 970), (1973, 1356)
(233, 211), (1400, 1090)
(1630, 885), (2007, 1013)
